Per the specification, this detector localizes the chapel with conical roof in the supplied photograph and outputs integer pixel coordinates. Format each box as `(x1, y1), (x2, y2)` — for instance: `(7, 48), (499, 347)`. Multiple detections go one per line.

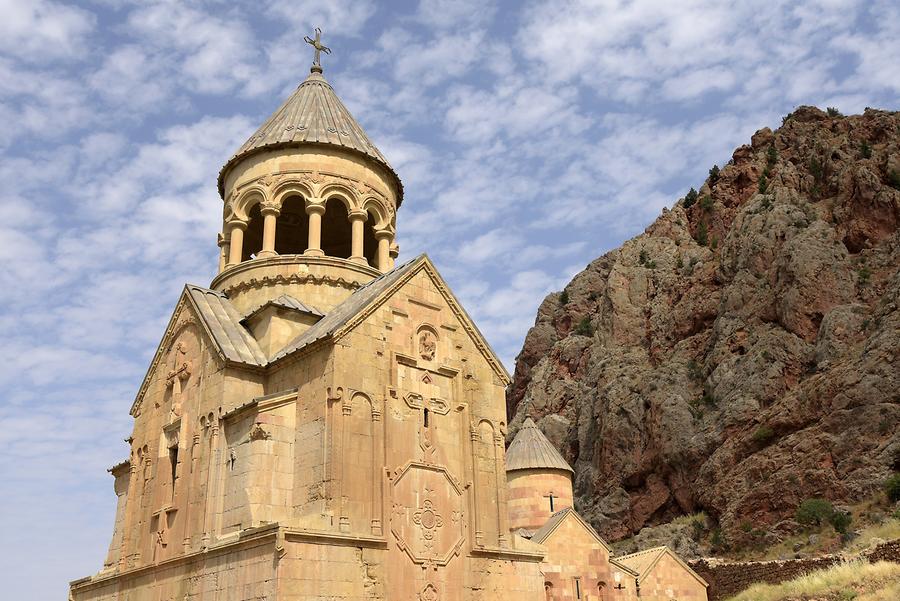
(69, 33), (708, 601)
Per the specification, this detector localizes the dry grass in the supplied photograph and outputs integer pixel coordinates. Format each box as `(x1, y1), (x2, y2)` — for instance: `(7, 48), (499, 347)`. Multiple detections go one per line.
(844, 518), (900, 554)
(725, 560), (900, 601)
(751, 504), (900, 561)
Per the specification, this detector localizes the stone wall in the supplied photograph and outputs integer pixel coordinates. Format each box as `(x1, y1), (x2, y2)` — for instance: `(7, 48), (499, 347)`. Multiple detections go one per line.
(865, 539), (900, 563)
(688, 539), (900, 600)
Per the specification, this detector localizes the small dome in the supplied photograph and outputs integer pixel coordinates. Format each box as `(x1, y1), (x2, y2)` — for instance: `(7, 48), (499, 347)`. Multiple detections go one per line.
(218, 69), (402, 203)
(506, 417), (573, 474)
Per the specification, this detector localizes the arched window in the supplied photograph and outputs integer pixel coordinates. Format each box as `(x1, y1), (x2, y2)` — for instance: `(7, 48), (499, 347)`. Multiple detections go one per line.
(544, 581), (553, 601)
(362, 208), (378, 266)
(321, 197), (352, 259)
(275, 195), (309, 255)
(242, 203), (264, 260)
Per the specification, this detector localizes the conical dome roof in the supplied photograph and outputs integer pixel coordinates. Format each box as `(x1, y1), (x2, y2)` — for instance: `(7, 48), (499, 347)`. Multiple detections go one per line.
(506, 417), (574, 474)
(218, 68), (402, 203)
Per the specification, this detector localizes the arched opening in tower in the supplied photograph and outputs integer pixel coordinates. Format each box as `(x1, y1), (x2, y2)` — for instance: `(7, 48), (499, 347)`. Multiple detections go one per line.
(363, 209), (378, 267)
(275, 195), (309, 255)
(242, 203), (264, 261)
(321, 197), (352, 259)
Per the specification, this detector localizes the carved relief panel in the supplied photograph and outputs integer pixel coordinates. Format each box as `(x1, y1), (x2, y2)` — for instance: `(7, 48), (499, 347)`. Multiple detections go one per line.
(160, 322), (200, 423)
(389, 462), (465, 567)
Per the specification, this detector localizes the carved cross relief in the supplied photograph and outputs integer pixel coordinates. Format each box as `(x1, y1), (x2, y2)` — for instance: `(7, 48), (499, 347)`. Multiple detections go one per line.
(412, 487), (444, 548)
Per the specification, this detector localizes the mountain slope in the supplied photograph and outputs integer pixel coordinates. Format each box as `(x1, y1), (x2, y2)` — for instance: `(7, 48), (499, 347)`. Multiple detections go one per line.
(508, 106), (900, 545)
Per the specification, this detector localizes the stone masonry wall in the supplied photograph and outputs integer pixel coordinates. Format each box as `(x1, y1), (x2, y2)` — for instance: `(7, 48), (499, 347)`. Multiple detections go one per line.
(688, 539), (900, 600)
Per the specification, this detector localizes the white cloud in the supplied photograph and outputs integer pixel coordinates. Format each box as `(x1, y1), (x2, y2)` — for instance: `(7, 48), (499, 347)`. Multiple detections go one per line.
(265, 0), (375, 36)
(1, 2), (898, 598)
(414, 0), (496, 29)
(517, 0), (886, 108)
(0, 0), (95, 62)
(89, 45), (173, 112)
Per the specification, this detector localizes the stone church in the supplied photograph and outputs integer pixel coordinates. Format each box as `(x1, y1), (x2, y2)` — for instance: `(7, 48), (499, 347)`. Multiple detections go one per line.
(70, 37), (707, 601)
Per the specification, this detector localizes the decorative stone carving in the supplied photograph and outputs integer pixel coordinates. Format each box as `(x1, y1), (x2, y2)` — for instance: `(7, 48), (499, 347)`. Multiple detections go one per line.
(419, 330), (437, 361)
(412, 497), (444, 543)
(419, 583), (439, 601)
(249, 423), (271, 441)
(259, 198), (281, 215)
(390, 462), (465, 567)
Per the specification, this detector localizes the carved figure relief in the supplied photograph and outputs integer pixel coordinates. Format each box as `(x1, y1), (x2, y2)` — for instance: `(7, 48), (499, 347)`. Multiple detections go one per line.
(419, 330), (437, 361)
(165, 339), (192, 419)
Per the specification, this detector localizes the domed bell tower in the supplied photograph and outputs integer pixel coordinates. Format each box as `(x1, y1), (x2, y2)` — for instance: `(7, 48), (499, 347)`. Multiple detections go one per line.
(211, 28), (401, 316)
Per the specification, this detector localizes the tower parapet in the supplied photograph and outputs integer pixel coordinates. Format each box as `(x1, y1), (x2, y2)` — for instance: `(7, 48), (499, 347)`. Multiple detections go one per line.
(212, 60), (402, 314)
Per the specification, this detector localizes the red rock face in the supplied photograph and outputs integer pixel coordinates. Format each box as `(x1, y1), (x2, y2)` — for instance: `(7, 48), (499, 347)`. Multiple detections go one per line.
(508, 107), (900, 544)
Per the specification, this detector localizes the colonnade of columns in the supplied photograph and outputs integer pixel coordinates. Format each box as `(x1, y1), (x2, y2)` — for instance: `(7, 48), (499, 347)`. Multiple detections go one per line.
(218, 200), (395, 274)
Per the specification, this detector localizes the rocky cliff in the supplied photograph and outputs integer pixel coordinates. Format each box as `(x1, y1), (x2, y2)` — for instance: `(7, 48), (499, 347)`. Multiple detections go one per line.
(508, 107), (900, 545)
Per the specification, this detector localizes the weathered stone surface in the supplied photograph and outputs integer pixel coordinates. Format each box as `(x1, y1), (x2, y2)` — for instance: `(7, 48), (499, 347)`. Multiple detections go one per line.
(509, 107), (900, 544)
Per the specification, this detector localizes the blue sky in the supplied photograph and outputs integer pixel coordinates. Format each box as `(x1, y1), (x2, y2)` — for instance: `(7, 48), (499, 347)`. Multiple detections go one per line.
(1, 0), (898, 597)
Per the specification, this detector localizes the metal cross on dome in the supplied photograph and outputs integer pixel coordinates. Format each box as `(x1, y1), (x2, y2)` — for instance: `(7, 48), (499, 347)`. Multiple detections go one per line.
(304, 27), (332, 68)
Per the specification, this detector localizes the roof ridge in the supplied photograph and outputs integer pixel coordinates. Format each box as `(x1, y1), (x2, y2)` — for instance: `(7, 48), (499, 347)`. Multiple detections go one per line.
(614, 546), (667, 559)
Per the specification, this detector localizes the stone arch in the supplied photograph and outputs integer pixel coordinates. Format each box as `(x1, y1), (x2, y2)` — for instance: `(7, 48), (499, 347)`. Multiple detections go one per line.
(360, 201), (382, 267)
(241, 203), (264, 261)
(321, 196), (352, 259)
(275, 194), (309, 255)
(231, 187), (266, 221)
(362, 197), (389, 228)
(271, 179), (313, 206)
(343, 392), (375, 532)
(319, 184), (356, 211)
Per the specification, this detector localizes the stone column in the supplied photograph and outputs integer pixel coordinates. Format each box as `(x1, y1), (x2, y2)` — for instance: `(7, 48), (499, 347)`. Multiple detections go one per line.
(257, 202), (280, 259)
(216, 233), (229, 273)
(304, 202), (325, 256)
(374, 230), (392, 273)
(226, 220), (247, 267)
(349, 209), (368, 265)
(389, 241), (399, 270)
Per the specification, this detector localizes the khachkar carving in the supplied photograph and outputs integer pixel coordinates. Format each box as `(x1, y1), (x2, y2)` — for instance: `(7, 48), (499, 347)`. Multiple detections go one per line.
(390, 462), (465, 568)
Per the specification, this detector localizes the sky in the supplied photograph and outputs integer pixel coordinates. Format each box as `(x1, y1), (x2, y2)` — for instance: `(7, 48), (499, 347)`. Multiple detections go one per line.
(0, 0), (898, 597)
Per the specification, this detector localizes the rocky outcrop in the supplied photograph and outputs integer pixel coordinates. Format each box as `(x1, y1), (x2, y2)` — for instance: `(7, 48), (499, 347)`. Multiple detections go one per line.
(508, 107), (900, 544)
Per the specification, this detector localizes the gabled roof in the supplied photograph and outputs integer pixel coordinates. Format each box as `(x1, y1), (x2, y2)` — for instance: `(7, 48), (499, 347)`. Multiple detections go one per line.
(609, 558), (640, 578)
(185, 285), (268, 366)
(613, 546), (708, 587)
(506, 417), (574, 474)
(269, 254), (509, 383)
(131, 255), (510, 415)
(218, 68), (403, 203)
(242, 294), (323, 322)
(130, 285), (266, 416)
(530, 508), (611, 551)
(270, 255), (421, 361)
